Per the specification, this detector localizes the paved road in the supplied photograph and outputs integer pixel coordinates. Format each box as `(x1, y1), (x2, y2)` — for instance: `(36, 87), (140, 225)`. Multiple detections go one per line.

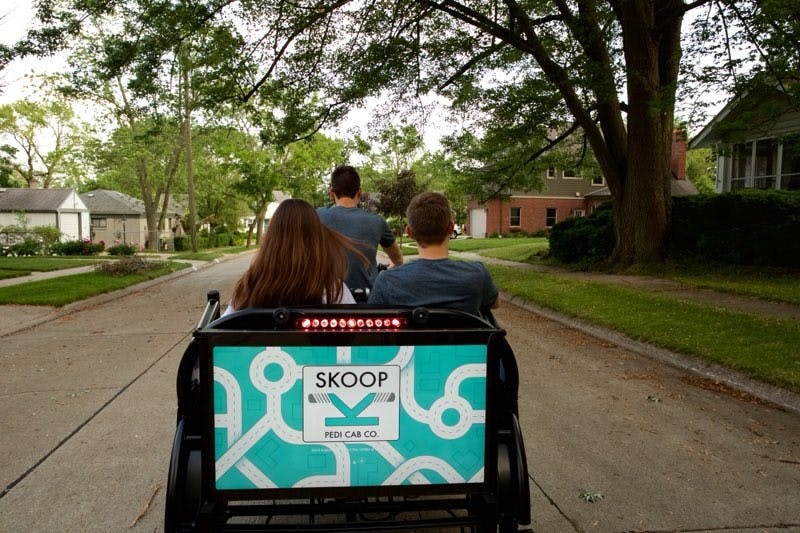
(0, 254), (798, 532)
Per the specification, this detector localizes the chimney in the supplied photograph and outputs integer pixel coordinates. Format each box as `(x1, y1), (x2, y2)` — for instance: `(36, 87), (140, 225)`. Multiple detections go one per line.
(671, 128), (687, 180)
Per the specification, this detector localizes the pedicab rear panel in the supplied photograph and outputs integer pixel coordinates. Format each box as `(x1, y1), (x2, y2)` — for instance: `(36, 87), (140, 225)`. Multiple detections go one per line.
(166, 298), (529, 532)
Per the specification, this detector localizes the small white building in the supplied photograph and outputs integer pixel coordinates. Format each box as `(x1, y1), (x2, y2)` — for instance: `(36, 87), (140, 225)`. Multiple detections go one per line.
(0, 188), (90, 241)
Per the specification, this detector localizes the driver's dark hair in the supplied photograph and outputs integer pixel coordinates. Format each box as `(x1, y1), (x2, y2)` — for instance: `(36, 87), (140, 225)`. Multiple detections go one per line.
(330, 165), (361, 198)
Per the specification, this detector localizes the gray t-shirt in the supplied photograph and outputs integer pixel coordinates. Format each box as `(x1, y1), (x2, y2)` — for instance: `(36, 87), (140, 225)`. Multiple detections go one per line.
(317, 205), (396, 290)
(368, 258), (498, 316)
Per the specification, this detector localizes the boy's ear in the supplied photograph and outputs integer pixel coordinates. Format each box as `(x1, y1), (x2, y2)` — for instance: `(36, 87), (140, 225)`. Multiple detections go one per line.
(405, 225), (413, 239)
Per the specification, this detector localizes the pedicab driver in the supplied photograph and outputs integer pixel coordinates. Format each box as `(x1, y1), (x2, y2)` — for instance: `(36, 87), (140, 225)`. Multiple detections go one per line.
(317, 165), (403, 292)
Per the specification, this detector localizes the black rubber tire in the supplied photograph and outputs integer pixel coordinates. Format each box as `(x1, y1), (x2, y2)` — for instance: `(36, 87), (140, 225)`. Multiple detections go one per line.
(164, 418), (203, 532)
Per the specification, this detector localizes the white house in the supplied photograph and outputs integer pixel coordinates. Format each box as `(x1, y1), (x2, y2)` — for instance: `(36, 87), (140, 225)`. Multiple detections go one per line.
(689, 85), (800, 193)
(0, 188), (90, 241)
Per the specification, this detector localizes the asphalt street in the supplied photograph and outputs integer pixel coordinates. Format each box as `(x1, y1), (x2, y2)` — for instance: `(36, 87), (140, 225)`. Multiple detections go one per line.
(0, 254), (798, 532)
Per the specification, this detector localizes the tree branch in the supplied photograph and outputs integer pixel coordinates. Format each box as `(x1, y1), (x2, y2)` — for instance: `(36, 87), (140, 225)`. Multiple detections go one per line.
(242, 0), (354, 102)
(437, 42), (507, 91)
(524, 121), (580, 164)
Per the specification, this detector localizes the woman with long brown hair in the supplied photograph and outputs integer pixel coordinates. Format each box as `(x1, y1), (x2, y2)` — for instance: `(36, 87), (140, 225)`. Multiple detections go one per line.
(223, 198), (365, 314)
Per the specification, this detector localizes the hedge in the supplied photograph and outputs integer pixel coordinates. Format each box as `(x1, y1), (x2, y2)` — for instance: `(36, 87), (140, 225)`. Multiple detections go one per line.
(548, 190), (800, 267)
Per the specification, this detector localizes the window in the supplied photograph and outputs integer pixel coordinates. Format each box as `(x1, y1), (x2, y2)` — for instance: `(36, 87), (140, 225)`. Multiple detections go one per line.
(509, 207), (521, 226)
(563, 168), (580, 179)
(591, 175), (604, 185)
(573, 209), (585, 217)
(547, 167), (556, 179)
(546, 208), (557, 227)
(91, 217), (107, 228)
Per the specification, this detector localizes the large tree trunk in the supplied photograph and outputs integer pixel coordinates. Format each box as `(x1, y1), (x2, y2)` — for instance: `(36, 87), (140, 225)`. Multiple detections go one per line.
(609, 1), (684, 266)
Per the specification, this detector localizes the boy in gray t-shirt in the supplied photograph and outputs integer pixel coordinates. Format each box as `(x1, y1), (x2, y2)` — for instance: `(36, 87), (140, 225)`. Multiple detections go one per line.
(368, 192), (498, 316)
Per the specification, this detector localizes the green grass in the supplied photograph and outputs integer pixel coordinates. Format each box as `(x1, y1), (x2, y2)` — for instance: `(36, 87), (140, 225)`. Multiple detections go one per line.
(479, 240), (550, 262)
(637, 262), (800, 305)
(452, 238), (800, 306)
(0, 262), (189, 306)
(0, 256), (105, 271)
(488, 264), (800, 392)
(399, 239), (418, 256)
(449, 237), (545, 253)
(0, 269), (30, 280)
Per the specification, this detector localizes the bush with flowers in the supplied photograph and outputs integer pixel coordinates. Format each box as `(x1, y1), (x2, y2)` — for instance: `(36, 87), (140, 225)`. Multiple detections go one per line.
(50, 239), (105, 256)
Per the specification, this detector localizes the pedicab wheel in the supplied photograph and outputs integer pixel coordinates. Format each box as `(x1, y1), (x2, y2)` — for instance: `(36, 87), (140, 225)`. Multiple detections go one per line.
(496, 414), (531, 532)
(165, 418), (203, 532)
(496, 443), (518, 532)
(510, 414), (531, 527)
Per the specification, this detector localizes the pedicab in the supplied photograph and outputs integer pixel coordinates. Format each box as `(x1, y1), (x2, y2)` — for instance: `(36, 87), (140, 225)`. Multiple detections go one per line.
(165, 290), (530, 531)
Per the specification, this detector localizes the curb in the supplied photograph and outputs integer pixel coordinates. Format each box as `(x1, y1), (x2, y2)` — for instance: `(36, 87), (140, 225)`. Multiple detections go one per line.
(502, 292), (800, 416)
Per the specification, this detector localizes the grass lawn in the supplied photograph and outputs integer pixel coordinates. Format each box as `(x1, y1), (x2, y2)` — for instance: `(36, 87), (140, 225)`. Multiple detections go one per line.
(0, 269), (30, 280)
(0, 262), (190, 306)
(488, 264), (800, 392)
(449, 237), (545, 253)
(398, 239), (418, 256)
(479, 240), (550, 262)
(639, 261), (800, 305)
(0, 256), (105, 271)
(454, 237), (800, 306)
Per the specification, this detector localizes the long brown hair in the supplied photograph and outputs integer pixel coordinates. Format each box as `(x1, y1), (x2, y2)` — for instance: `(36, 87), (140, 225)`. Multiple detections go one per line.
(231, 198), (365, 308)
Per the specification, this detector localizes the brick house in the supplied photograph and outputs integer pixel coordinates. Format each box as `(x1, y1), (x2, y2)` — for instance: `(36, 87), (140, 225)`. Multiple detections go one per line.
(466, 131), (694, 237)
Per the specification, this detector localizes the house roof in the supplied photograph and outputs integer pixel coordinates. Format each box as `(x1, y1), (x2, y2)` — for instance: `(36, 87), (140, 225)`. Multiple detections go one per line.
(0, 187), (77, 212)
(584, 178), (698, 198)
(80, 189), (145, 216)
(689, 84), (798, 149)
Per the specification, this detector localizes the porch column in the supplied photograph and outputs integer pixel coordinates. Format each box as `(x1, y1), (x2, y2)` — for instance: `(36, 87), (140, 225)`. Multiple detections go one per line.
(747, 140), (756, 188)
(776, 142), (784, 190)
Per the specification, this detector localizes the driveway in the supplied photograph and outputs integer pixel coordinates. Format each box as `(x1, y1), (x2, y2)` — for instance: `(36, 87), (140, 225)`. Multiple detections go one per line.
(0, 254), (798, 532)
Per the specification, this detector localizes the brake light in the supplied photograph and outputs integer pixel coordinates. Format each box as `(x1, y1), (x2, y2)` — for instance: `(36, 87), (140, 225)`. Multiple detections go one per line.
(296, 316), (405, 331)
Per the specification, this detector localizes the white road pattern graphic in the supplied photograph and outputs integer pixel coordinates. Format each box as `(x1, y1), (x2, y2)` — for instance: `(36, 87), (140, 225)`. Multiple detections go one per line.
(213, 344), (487, 488)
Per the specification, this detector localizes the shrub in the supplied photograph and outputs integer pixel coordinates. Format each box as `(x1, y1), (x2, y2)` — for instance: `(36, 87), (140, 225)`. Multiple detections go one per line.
(107, 243), (137, 256)
(33, 226), (62, 250)
(548, 203), (614, 268)
(173, 235), (189, 251)
(671, 190), (800, 266)
(95, 257), (167, 276)
(51, 239), (103, 256)
(9, 239), (41, 256)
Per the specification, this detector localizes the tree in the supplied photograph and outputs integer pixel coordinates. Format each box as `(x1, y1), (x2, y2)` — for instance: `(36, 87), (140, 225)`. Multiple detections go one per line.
(280, 133), (347, 205)
(376, 169), (422, 238)
(0, 98), (82, 188)
(686, 148), (715, 194)
(17, 1), (792, 265)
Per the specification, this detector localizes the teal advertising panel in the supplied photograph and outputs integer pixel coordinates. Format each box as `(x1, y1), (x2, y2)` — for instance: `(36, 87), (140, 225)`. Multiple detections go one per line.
(212, 344), (487, 490)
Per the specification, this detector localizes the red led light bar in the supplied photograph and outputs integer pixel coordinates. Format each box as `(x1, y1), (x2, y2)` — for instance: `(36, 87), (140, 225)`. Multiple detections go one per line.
(296, 315), (406, 331)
